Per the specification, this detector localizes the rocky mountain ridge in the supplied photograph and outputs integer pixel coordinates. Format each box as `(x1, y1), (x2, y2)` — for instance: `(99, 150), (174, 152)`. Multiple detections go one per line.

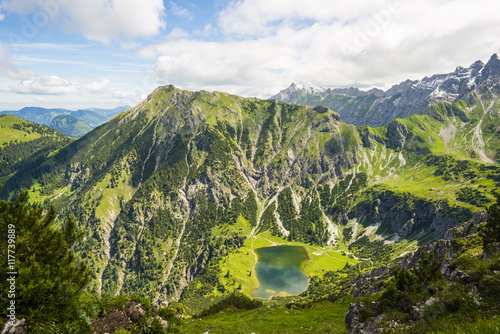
(272, 54), (500, 126)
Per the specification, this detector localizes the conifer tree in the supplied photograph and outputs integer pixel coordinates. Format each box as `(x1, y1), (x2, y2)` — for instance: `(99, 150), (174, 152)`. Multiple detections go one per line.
(0, 189), (91, 330)
(481, 194), (500, 250)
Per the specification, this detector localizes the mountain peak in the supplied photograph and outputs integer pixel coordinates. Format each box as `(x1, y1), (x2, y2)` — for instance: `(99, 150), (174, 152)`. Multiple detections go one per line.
(484, 53), (500, 69)
(287, 82), (326, 94)
(479, 53), (500, 87)
(272, 54), (500, 126)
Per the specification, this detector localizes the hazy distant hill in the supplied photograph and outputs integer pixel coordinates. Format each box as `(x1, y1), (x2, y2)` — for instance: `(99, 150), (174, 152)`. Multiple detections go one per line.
(50, 114), (93, 138)
(0, 105), (130, 137)
(79, 106), (129, 118)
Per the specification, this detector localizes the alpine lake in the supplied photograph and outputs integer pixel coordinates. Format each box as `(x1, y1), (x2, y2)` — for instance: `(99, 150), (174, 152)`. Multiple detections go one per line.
(252, 245), (310, 299)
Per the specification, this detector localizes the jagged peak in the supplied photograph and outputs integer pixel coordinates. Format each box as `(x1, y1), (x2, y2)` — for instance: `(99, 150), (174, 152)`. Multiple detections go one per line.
(479, 53), (500, 81)
(489, 53), (499, 62)
(150, 84), (178, 94)
(287, 82), (327, 94)
(470, 60), (484, 69)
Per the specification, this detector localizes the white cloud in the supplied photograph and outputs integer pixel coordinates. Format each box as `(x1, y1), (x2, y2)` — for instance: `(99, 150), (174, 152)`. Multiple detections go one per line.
(6, 67), (38, 81)
(169, 1), (192, 19)
(0, 57), (38, 81)
(111, 89), (143, 106)
(112, 89), (137, 99)
(143, 0), (500, 98)
(217, 0), (384, 36)
(1, 0), (166, 43)
(0, 42), (6, 60)
(85, 79), (110, 94)
(5, 75), (79, 95)
(2, 75), (112, 95)
(0, 59), (111, 95)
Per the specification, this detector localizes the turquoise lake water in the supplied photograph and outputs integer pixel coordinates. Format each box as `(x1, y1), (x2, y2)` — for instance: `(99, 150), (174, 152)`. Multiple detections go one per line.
(252, 245), (309, 299)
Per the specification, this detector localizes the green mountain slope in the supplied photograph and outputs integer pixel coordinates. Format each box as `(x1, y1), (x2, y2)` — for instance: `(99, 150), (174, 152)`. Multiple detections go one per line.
(0, 114), (61, 145)
(1, 85), (499, 311)
(0, 114), (73, 188)
(50, 114), (94, 138)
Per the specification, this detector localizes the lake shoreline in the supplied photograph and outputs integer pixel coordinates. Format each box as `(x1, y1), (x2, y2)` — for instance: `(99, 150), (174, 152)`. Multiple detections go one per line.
(251, 245), (310, 299)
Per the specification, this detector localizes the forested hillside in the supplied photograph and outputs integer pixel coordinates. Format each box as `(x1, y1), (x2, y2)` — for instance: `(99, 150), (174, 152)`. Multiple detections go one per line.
(0, 115), (73, 193)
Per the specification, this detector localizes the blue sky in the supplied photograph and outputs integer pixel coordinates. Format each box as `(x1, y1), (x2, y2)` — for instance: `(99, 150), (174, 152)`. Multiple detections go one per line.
(0, 0), (499, 110)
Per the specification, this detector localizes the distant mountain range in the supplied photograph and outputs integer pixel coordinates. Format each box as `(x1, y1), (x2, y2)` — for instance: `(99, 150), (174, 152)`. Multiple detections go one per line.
(272, 54), (500, 126)
(0, 105), (130, 137)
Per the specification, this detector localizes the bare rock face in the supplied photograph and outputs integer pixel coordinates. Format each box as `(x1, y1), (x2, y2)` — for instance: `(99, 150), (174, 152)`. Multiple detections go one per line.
(350, 266), (393, 298)
(345, 302), (362, 332)
(352, 190), (471, 241)
(91, 300), (146, 334)
(444, 210), (489, 240)
(400, 210), (489, 279)
(385, 121), (407, 149)
(345, 302), (385, 334)
(1, 318), (27, 334)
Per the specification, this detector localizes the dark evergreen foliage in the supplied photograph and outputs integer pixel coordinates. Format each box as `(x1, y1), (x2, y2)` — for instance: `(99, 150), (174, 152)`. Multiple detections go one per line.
(194, 293), (262, 318)
(481, 194), (500, 250)
(257, 202), (280, 236)
(0, 189), (91, 332)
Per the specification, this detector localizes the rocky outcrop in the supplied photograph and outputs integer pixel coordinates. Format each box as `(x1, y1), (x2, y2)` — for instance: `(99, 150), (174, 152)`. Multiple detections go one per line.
(400, 210), (489, 279)
(444, 210), (489, 240)
(92, 301), (147, 334)
(385, 121), (407, 149)
(477, 54), (500, 95)
(360, 130), (383, 149)
(349, 210), (489, 303)
(345, 210), (491, 333)
(345, 302), (362, 332)
(0, 318), (27, 334)
(348, 210), (488, 300)
(351, 190), (472, 241)
(350, 266), (392, 298)
(345, 302), (385, 334)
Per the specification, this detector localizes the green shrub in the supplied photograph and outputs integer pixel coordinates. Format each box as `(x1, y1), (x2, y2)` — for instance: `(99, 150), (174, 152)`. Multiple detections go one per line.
(195, 293), (262, 318)
(393, 266), (420, 293)
(450, 254), (476, 271)
(141, 317), (165, 334)
(481, 194), (500, 251)
(416, 251), (442, 283)
(113, 329), (132, 334)
(478, 274), (500, 300)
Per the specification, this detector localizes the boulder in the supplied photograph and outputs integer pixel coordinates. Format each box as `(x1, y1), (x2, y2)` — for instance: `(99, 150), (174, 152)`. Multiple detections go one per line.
(1, 318), (27, 334)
